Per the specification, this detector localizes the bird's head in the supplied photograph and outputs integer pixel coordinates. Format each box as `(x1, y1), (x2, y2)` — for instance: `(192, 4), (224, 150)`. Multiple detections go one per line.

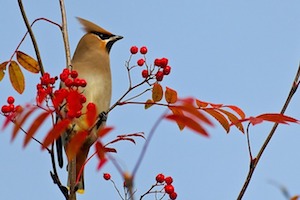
(76, 17), (123, 53)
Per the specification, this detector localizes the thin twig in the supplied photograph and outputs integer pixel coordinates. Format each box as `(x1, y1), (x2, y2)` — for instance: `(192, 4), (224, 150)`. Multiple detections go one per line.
(18, 0), (44, 76)
(59, 0), (71, 67)
(132, 109), (168, 177)
(237, 64), (300, 199)
(246, 123), (253, 160)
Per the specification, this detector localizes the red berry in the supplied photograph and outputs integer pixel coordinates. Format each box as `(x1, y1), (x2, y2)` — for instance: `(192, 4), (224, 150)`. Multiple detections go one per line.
(165, 176), (173, 185)
(60, 72), (69, 82)
(156, 173), (165, 183)
(75, 111), (82, 118)
(163, 66), (171, 75)
(142, 70), (148, 78)
(154, 58), (162, 67)
(160, 57), (168, 68)
(71, 70), (78, 78)
(79, 79), (87, 87)
(49, 77), (56, 85)
(87, 102), (96, 111)
(169, 192), (177, 200)
(64, 78), (73, 87)
(164, 185), (174, 194)
(7, 96), (15, 104)
(155, 71), (164, 81)
(137, 58), (145, 66)
(1, 105), (10, 113)
(79, 94), (86, 103)
(103, 173), (111, 180)
(15, 105), (23, 113)
(63, 68), (70, 75)
(130, 46), (138, 54)
(67, 111), (76, 119)
(140, 46), (148, 54)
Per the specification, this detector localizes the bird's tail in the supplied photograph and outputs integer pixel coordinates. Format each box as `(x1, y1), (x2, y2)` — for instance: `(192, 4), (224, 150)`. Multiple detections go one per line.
(68, 146), (90, 194)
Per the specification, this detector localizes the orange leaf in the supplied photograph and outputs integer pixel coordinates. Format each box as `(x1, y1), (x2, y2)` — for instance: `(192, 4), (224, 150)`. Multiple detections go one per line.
(95, 141), (108, 170)
(224, 105), (246, 119)
(195, 99), (209, 108)
(9, 61), (25, 94)
(291, 195), (299, 200)
(86, 103), (97, 127)
(256, 113), (299, 124)
(42, 119), (71, 149)
(165, 114), (209, 137)
(175, 104), (213, 126)
(204, 108), (229, 133)
(165, 87), (177, 104)
(168, 106), (185, 130)
(152, 83), (163, 102)
(97, 126), (114, 138)
(23, 111), (52, 147)
(145, 99), (154, 109)
(66, 131), (88, 161)
(12, 107), (36, 141)
(16, 51), (40, 73)
(0, 61), (8, 82)
(218, 108), (245, 133)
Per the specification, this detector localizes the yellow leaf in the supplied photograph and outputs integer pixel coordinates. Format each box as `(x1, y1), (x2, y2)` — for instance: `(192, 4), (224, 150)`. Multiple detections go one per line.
(145, 99), (154, 109)
(9, 61), (25, 94)
(16, 51), (40, 73)
(0, 61), (8, 82)
(165, 87), (177, 104)
(152, 83), (163, 102)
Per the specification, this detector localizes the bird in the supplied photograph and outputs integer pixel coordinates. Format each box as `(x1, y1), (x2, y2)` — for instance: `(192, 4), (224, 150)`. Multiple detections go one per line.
(56, 17), (123, 194)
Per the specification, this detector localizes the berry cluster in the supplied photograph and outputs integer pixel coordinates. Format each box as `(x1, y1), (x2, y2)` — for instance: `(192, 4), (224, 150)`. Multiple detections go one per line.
(36, 72), (58, 103)
(129, 46), (172, 82)
(156, 173), (177, 200)
(1, 96), (22, 116)
(59, 69), (87, 88)
(35, 69), (90, 119)
(53, 69), (88, 119)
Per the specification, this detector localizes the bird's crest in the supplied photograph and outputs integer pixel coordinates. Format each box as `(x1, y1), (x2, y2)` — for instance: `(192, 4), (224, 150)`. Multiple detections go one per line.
(77, 17), (112, 36)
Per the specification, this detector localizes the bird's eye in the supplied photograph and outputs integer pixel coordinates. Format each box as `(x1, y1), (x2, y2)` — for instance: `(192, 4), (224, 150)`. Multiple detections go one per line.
(91, 31), (110, 40)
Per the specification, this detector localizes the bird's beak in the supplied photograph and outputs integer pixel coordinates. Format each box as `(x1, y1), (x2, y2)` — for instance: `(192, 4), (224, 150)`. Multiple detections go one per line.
(112, 35), (123, 41)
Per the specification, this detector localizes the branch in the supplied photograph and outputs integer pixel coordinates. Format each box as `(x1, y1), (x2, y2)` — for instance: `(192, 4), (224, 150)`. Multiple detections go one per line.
(18, 0), (45, 76)
(59, 0), (71, 67)
(237, 64), (300, 199)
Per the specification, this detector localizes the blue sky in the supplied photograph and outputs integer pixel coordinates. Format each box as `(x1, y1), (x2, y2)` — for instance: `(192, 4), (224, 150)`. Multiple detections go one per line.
(1, 1), (300, 199)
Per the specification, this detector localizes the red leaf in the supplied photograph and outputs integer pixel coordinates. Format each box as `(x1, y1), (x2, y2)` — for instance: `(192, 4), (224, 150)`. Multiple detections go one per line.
(66, 131), (88, 161)
(204, 108), (229, 133)
(168, 106), (185, 130)
(23, 111), (52, 147)
(95, 141), (108, 170)
(195, 99), (209, 108)
(174, 104), (213, 126)
(249, 116), (264, 125)
(11, 107), (37, 142)
(97, 126), (114, 138)
(256, 113), (299, 124)
(165, 114), (209, 137)
(42, 119), (71, 149)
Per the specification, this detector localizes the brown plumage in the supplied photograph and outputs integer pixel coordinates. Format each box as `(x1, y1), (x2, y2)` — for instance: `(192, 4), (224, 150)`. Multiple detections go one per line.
(56, 17), (122, 193)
